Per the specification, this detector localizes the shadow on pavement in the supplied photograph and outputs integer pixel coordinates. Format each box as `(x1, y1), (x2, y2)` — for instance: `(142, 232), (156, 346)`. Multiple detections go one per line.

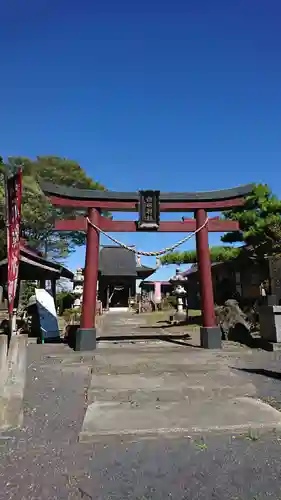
(97, 332), (201, 348)
(233, 367), (281, 380)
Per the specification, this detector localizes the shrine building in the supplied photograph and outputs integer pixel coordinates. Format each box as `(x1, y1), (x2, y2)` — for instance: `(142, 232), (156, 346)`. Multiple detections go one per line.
(98, 246), (155, 310)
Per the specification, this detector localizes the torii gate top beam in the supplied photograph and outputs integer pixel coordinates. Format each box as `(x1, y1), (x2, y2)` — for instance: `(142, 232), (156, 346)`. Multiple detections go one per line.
(41, 182), (255, 212)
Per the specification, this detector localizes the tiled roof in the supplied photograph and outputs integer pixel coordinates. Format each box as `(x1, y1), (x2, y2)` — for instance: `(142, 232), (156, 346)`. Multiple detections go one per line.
(99, 246), (137, 276)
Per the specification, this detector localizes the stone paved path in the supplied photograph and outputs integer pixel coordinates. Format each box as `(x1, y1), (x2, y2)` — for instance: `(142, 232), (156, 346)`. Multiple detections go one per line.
(82, 312), (281, 441)
(1, 312), (281, 498)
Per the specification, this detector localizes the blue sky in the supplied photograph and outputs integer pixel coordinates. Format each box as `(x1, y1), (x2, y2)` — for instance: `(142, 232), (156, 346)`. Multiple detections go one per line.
(1, 0), (281, 280)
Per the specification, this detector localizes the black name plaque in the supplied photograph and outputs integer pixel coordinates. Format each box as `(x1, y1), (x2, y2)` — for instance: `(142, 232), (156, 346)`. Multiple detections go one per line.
(138, 190), (160, 230)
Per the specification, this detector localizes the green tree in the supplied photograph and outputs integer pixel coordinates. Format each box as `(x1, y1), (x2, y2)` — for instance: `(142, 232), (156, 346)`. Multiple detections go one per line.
(0, 156), (107, 260)
(56, 291), (75, 314)
(161, 246), (240, 265)
(221, 184), (281, 261)
(161, 184), (281, 266)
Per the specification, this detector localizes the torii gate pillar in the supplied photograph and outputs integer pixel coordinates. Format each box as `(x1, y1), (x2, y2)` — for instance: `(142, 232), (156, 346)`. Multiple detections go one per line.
(76, 208), (99, 351)
(195, 209), (221, 348)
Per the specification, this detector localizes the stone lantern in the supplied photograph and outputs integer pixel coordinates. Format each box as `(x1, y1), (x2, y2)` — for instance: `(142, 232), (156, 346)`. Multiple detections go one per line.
(73, 268), (84, 309)
(169, 268), (188, 322)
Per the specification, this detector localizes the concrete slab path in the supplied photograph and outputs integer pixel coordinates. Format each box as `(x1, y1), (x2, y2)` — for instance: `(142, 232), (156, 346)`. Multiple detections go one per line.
(80, 312), (281, 441)
(2, 323), (281, 498)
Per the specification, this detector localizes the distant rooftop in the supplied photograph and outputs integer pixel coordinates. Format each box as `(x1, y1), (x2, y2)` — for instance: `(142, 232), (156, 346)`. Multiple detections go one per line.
(99, 246), (155, 279)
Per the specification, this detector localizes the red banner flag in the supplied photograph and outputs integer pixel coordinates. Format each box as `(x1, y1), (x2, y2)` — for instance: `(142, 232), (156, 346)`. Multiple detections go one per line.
(5, 168), (23, 315)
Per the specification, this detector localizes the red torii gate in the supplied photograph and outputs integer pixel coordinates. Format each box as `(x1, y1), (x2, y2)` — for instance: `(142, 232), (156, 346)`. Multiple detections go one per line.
(41, 182), (254, 351)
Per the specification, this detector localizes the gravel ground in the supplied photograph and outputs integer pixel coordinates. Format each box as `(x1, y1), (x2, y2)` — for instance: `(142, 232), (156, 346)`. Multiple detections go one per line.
(1, 344), (281, 499)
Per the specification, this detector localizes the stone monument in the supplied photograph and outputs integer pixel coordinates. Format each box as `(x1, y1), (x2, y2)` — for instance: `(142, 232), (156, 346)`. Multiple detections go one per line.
(268, 256), (281, 305)
(259, 257), (281, 344)
(259, 305), (281, 343)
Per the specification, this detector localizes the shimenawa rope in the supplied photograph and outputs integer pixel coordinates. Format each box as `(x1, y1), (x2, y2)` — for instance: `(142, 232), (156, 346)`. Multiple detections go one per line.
(86, 215), (209, 257)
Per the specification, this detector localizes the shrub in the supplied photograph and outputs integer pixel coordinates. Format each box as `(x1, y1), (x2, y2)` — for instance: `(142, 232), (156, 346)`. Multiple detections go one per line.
(165, 295), (177, 308)
(57, 291), (75, 314)
(63, 307), (81, 324)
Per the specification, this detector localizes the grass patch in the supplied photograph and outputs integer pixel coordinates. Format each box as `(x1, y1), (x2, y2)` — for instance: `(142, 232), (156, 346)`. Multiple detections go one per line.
(194, 437), (208, 450)
(143, 309), (201, 327)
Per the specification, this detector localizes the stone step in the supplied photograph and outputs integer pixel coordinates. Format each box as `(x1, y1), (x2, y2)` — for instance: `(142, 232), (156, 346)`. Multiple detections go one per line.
(80, 396), (281, 442)
(92, 362), (229, 375)
(93, 348), (227, 360)
(87, 372), (256, 403)
(88, 384), (256, 404)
